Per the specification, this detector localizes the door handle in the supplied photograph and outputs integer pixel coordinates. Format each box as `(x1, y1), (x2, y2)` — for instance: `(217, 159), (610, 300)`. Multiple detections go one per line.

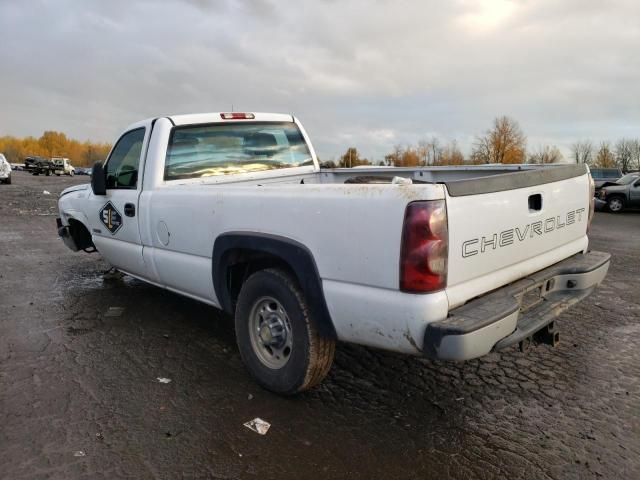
(124, 203), (136, 217)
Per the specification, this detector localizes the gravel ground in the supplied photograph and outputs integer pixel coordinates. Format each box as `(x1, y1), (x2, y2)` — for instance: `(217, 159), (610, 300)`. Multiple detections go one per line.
(1, 171), (638, 479)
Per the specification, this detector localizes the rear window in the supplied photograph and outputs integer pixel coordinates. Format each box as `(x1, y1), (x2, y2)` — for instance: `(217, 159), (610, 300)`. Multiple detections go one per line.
(590, 169), (620, 178)
(164, 122), (313, 180)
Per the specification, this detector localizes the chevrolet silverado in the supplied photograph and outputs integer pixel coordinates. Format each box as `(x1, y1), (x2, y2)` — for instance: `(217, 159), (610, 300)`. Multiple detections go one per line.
(56, 112), (610, 394)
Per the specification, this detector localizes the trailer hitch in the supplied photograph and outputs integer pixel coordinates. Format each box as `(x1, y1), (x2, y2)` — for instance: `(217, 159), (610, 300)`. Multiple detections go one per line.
(519, 322), (560, 352)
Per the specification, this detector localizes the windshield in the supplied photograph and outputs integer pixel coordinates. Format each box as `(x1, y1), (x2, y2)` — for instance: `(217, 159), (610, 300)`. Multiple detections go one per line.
(164, 122), (313, 180)
(616, 173), (640, 185)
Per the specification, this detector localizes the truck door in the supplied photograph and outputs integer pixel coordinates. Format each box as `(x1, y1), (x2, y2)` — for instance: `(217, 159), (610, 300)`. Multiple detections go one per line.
(631, 179), (640, 206)
(87, 127), (148, 277)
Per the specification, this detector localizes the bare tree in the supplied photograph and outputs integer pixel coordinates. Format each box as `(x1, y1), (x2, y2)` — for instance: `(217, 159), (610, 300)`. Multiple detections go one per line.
(470, 135), (491, 164)
(417, 140), (429, 166)
(570, 140), (593, 164)
(472, 116), (526, 164)
(595, 141), (616, 168)
(630, 139), (640, 171)
(384, 144), (404, 166)
(615, 138), (634, 172)
(427, 137), (442, 166)
(528, 145), (563, 164)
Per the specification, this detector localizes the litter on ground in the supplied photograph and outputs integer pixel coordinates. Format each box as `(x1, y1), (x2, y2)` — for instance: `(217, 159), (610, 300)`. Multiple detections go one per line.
(244, 418), (271, 435)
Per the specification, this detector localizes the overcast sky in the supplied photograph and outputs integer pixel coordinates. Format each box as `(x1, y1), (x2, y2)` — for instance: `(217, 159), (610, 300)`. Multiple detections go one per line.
(1, 0), (639, 161)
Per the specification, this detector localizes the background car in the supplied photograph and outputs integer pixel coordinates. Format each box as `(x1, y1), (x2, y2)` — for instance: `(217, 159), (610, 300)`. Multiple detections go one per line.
(590, 167), (623, 189)
(598, 172), (640, 212)
(0, 154), (12, 184)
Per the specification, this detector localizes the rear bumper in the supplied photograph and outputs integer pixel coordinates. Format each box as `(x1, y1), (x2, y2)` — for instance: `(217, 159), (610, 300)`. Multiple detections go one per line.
(424, 250), (610, 361)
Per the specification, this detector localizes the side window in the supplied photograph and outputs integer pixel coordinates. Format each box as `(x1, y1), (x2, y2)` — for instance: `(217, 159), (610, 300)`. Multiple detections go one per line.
(105, 128), (146, 189)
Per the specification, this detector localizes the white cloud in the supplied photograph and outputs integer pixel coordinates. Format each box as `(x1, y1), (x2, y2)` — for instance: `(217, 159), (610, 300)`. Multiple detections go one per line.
(0, 0), (638, 160)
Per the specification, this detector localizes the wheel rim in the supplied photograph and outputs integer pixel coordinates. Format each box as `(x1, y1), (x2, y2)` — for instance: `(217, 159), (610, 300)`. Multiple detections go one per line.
(248, 296), (293, 369)
(609, 198), (623, 211)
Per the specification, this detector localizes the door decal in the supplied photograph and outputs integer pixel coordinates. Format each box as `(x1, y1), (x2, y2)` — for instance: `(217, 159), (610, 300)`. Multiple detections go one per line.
(100, 202), (123, 234)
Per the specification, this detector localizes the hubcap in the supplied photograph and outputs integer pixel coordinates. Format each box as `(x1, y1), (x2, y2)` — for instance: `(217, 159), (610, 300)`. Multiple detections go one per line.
(609, 198), (622, 211)
(249, 296), (293, 369)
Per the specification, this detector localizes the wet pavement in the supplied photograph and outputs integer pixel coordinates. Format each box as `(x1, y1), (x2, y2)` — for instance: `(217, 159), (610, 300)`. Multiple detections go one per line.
(1, 171), (639, 479)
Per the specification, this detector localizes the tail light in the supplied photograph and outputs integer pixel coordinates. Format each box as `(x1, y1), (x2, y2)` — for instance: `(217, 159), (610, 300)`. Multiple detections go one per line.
(400, 200), (448, 293)
(587, 173), (595, 232)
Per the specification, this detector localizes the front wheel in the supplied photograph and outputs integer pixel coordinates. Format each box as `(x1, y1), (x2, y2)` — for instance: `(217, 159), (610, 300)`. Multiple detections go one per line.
(234, 268), (335, 395)
(607, 196), (624, 213)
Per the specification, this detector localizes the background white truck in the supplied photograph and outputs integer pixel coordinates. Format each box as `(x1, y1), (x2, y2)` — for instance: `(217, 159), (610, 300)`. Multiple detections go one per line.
(52, 157), (75, 176)
(56, 112), (610, 394)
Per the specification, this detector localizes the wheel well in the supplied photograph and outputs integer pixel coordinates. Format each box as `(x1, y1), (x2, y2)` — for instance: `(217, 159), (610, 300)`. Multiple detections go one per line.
(225, 249), (296, 310)
(607, 193), (625, 201)
(212, 233), (337, 339)
(68, 219), (96, 252)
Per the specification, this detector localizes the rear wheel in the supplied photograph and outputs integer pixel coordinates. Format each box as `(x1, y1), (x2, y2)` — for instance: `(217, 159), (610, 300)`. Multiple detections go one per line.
(607, 196), (624, 213)
(234, 268), (335, 395)
(6, 175), (11, 185)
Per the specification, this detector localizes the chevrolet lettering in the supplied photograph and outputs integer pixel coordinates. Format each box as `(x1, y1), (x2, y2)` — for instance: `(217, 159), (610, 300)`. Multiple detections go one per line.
(461, 208), (586, 258)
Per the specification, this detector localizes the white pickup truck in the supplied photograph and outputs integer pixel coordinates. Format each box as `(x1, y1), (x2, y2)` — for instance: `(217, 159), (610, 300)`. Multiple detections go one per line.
(52, 157), (75, 176)
(56, 112), (610, 394)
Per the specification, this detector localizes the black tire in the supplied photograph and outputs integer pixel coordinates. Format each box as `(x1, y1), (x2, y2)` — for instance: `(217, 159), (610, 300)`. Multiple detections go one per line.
(6, 175), (11, 185)
(234, 268), (335, 395)
(607, 195), (625, 213)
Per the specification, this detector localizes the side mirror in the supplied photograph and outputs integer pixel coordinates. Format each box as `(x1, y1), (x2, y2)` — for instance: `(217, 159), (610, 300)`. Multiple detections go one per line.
(91, 162), (107, 195)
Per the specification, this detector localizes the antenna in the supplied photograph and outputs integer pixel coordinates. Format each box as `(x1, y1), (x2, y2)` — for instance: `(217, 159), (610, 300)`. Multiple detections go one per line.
(231, 104), (234, 112)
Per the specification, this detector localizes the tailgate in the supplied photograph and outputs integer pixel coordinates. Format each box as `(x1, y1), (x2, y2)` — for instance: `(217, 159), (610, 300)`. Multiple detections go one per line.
(444, 165), (591, 309)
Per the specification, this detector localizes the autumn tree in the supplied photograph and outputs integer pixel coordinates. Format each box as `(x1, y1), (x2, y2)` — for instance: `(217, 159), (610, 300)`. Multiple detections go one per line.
(595, 141), (616, 167)
(472, 116), (526, 164)
(0, 131), (112, 166)
(338, 147), (369, 168)
(438, 140), (465, 165)
(528, 145), (563, 164)
(39, 131), (69, 157)
(570, 140), (593, 164)
(384, 145), (421, 167)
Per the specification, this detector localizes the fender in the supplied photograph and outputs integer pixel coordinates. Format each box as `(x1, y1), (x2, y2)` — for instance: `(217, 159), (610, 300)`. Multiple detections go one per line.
(212, 232), (336, 339)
